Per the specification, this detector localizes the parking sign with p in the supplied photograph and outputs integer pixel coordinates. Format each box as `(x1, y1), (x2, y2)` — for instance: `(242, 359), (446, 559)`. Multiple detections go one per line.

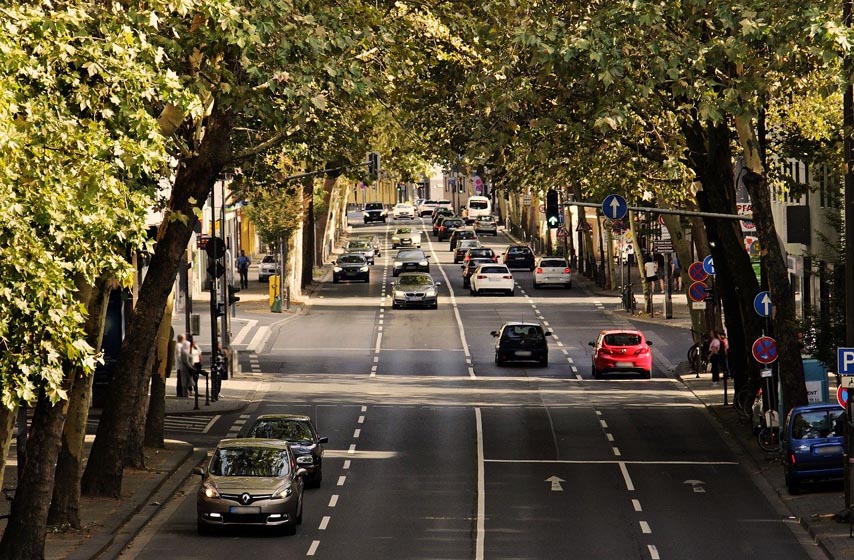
(838, 348), (854, 375)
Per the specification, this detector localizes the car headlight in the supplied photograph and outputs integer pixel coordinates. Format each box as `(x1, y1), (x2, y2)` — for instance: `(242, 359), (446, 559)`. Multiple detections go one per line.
(359, 266), (369, 272)
(275, 484), (293, 498)
(394, 261), (402, 267)
(425, 287), (437, 296)
(296, 455), (314, 465)
(392, 237), (400, 242)
(419, 260), (428, 266)
(333, 266), (342, 272)
(394, 290), (406, 298)
(363, 212), (369, 218)
(202, 481), (220, 499)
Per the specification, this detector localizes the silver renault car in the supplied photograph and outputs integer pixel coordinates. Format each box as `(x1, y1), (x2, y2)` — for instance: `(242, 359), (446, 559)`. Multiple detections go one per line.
(195, 439), (306, 535)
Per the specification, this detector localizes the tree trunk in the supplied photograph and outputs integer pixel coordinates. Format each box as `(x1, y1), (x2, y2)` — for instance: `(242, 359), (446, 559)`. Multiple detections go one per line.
(316, 175), (336, 265)
(0, 386), (71, 559)
(124, 349), (156, 469)
(0, 405), (16, 490)
(145, 294), (174, 449)
(81, 105), (234, 498)
(48, 278), (111, 528)
(682, 118), (765, 393)
(302, 178), (315, 289)
(735, 117), (807, 412)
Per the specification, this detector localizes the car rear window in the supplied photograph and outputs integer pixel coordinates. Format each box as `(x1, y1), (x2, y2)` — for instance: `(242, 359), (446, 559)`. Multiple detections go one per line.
(541, 259), (567, 268)
(509, 247), (531, 254)
(469, 200), (489, 209)
(445, 220), (462, 227)
(791, 410), (845, 439)
(478, 216), (495, 222)
(603, 333), (642, 346)
(503, 326), (544, 340)
(481, 266), (508, 274)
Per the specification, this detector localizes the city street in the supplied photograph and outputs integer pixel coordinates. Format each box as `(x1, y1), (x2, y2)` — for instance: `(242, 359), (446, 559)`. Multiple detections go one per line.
(120, 216), (824, 560)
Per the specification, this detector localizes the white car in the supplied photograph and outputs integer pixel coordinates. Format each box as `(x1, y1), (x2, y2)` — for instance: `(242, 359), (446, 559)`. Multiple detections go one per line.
(469, 264), (515, 296)
(534, 256), (572, 288)
(391, 227), (421, 249)
(258, 255), (279, 282)
(418, 200), (439, 217)
(392, 203), (415, 220)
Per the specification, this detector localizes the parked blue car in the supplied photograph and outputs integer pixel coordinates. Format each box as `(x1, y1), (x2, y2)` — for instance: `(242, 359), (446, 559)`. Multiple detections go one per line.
(783, 403), (846, 494)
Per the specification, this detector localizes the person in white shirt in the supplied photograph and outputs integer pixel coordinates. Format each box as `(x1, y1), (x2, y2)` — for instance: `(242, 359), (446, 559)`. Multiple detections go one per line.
(643, 256), (658, 293)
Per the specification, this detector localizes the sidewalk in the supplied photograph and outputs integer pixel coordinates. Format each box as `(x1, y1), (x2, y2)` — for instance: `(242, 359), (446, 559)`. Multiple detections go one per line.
(573, 272), (853, 559)
(0, 377), (262, 560)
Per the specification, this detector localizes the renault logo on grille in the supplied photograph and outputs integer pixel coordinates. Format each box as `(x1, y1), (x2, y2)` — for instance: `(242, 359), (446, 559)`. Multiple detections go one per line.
(240, 493), (251, 505)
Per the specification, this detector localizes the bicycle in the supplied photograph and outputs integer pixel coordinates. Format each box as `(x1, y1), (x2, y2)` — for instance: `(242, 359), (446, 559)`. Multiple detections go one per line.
(756, 405), (780, 452)
(687, 331), (710, 377)
(734, 386), (758, 419)
(621, 283), (636, 312)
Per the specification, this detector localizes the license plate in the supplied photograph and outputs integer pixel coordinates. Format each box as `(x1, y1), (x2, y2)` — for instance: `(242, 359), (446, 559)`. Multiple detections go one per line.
(616, 361), (634, 368)
(229, 506), (261, 514)
(515, 350), (532, 357)
(815, 445), (843, 456)
(407, 296), (422, 302)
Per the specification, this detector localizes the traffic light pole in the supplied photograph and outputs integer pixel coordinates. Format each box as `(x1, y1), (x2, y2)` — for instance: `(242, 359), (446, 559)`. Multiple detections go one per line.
(208, 185), (218, 391)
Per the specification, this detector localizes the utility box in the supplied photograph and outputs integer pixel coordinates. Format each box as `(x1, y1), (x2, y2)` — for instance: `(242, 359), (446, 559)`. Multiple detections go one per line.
(269, 275), (280, 307)
(190, 313), (200, 336)
(802, 358), (829, 404)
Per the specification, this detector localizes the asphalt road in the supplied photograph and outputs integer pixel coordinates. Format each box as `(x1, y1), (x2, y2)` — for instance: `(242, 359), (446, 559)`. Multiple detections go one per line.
(122, 216), (824, 560)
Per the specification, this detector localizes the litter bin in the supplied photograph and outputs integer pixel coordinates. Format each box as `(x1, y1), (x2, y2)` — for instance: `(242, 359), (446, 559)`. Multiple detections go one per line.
(271, 296), (282, 313)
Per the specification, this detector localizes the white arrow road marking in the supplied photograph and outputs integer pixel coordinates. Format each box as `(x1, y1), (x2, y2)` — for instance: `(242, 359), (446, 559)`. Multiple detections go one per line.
(684, 479), (706, 493)
(545, 475), (565, 491)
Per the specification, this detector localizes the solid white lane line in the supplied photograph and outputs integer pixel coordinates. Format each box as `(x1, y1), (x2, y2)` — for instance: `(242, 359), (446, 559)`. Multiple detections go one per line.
(307, 541), (320, 556)
(475, 408), (485, 560)
(632, 499), (642, 512)
(348, 444), (356, 454)
(337, 475), (346, 486)
(640, 521), (652, 534)
(648, 545), (660, 560)
(358, 415), (365, 424)
(353, 429), (361, 438)
(319, 516), (331, 530)
(619, 462), (635, 491)
(329, 495), (339, 507)
(202, 415), (221, 434)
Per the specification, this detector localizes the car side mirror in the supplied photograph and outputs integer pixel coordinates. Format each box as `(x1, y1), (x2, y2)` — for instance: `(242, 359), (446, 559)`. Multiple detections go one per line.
(544, 331), (552, 337)
(435, 282), (442, 286)
(588, 341), (595, 347)
(647, 341), (653, 346)
(426, 255), (431, 259)
(193, 466), (206, 476)
(296, 468), (308, 479)
(318, 436), (329, 444)
(490, 331), (499, 337)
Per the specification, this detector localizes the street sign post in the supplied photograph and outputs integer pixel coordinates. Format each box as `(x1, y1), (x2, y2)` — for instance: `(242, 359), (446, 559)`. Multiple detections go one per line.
(688, 262), (708, 283)
(688, 281), (708, 303)
(753, 291), (772, 318)
(752, 336), (778, 364)
(602, 194), (628, 220)
(838, 348), (854, 375)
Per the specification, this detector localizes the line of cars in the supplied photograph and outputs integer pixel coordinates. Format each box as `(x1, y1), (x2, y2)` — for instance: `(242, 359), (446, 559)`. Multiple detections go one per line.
(194, 414), (327, 536)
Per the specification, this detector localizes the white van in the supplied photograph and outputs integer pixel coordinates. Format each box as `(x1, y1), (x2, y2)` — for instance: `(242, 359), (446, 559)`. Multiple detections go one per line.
(465, 196), (492, 223)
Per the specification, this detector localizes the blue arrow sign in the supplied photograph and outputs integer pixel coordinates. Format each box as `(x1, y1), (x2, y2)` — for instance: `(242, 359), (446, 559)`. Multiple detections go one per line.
(753, 291), (772, 318)
(702, 255), (715, 276)
(838, 348), (854, 375)
(602, 194), (628, 220)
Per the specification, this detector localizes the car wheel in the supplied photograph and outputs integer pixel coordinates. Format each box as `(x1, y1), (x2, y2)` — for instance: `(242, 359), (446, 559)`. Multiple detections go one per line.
(642, 369), (651, 379)
(364, 276), (370, 283)
(786, 472), (800, 495)
(280, 522), (297, 536)
(431, 301), (438, 309)
(566, 282), (572, 289)
(393, 270), (399, 277)
(540, 358), (548, 368)
(333, 277), (339, 284)
(296, 496), (304, 524)
(533, 282), (541, 289)
(507, 289), (515, 296)
(529, 266), (535, 271)
(495, 355), (504, 366)
(463, 279), (470, 288)
(392, 302), (399, 309)
(592, 365), (601, 379)
(470, 286), (477, 296)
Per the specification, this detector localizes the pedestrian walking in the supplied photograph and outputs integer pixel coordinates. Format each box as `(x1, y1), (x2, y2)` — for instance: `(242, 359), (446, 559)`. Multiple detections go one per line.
(175, 334), (185, 397)
(178, 334), (193, 397)
(236, 250), (251, 289)
(671, 254), (682, 291)
(654, 253), (666, 293)
(643, 256), (658, 293)
(190, 339), (203, 393)
(708, 330), (723, 385)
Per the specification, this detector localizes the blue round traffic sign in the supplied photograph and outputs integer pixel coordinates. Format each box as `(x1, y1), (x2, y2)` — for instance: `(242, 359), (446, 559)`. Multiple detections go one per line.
(688, 262), (707, 283)
(838, 386), (849, 409)
(752, 336), (778, 364)
(753, 291), (772, 318)
(702, 255), (715, 276)
(602, 194), (628, 220)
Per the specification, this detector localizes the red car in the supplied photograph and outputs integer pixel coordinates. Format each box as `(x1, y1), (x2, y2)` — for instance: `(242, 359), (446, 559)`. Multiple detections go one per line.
(589, 329), (653, 379)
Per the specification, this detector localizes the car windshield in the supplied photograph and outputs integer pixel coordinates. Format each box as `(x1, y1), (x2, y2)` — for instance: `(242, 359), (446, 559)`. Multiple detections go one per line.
(478, 216), (495, 222)
(603, 333), (642, 346)
(791, 410), (846, 439)
(339, 255), (365, 264)
(469, 200), (489, 209)
(365, 203), (383, 210)
(248, 419), (315, 442)
(348, 242), (369, 249)
(262, 255), (276, 263)
(399, 275), (431, 286)
(460, 240), (480, 248)
(209, 447), (291, 477)
(469, 249), (494, 257)
(541, 259), (567, 268)
(395, 228), (412, 234)
(503, 326), (545, 341)
(397, 250), (423, 260)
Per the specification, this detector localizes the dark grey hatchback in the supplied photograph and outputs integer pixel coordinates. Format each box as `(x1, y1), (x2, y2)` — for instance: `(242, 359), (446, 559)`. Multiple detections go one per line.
(392, 249), (430, 277)
(491, 322), (551, 367)
(244, 414), (328, 487)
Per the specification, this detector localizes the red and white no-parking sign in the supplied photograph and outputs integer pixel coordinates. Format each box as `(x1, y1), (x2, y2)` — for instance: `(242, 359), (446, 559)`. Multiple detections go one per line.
(752, 336), (778, 364)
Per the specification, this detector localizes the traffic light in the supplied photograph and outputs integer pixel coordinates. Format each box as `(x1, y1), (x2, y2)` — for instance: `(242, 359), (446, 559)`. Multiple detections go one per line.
(228, 285), (241, 306)
(367, 152), (380, 176)
(546, 189), (560, 229)
(205, 236), (226, 278)
(215, 303), (226, 317)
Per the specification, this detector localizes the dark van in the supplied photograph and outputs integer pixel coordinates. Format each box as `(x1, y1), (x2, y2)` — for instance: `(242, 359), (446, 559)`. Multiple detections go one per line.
(783, 403), (845, 494)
